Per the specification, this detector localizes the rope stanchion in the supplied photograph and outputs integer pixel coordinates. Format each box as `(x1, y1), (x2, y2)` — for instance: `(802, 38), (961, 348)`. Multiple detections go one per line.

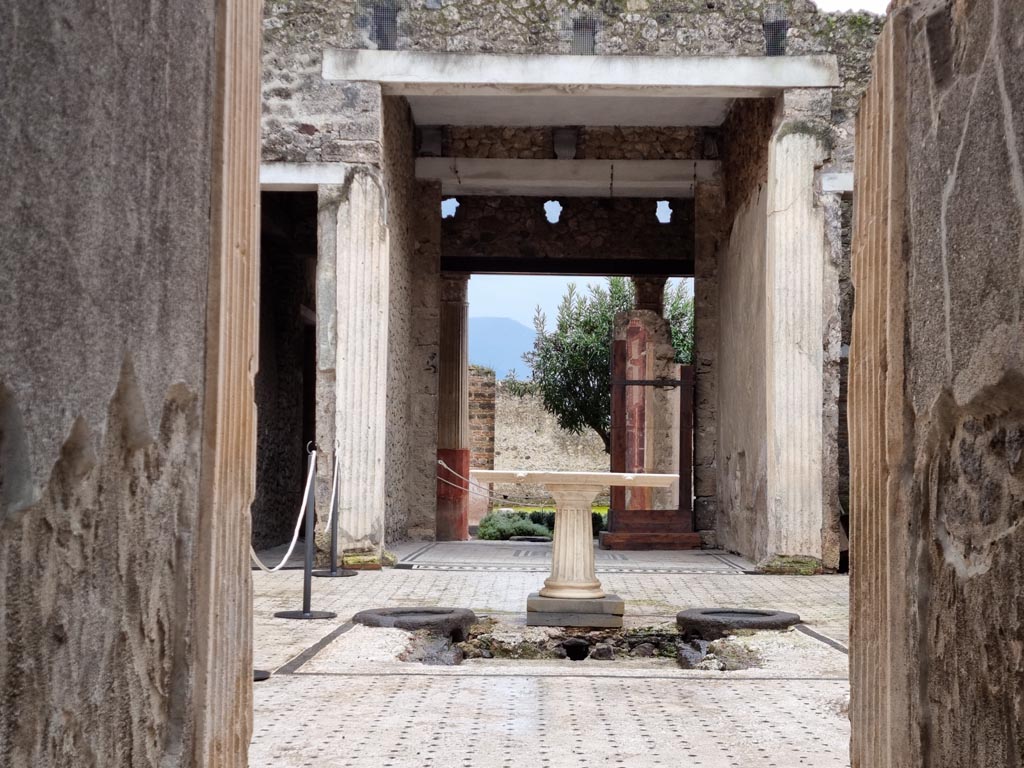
(274, 443), (337, 621)
(314, 451), (358, 578)
(250, 449), (318, 573)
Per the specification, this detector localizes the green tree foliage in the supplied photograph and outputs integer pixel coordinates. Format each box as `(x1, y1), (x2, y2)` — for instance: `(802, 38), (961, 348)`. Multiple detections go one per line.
(507, 277), (694, 453)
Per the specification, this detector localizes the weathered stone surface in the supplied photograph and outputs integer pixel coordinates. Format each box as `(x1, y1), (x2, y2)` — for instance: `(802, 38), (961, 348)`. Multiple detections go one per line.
(527, 612), (623, 629)
(0, 0), (259, 764)
(851, 3), (1024, 765)
(527, 593), (625, 616)
(693, 182), (725, 526)
(353, 607), (478, 641)
(715, 182), (768, 561)
(676, 608), (801, 640)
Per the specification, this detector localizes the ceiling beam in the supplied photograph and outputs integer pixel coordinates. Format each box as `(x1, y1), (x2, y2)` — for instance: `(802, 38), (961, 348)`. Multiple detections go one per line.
(417, 158), (720, 198)
(323, 49), (840, 98)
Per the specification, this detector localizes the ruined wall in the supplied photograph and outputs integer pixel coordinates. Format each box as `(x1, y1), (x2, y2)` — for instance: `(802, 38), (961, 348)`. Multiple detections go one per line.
(442, 196), (695, 269)
(469, 367), (496, 471)
(715, 185), (769, 560)
(851, 3), (1024, 765)
(493, 384), (610, 505)
(382, 97), (441, 543)
(467, 366), (496, 524)
(0, 0), (251, 764)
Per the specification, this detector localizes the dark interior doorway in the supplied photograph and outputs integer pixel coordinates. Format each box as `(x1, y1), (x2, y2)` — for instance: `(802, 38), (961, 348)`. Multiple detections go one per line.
(252, 191), (318, 551)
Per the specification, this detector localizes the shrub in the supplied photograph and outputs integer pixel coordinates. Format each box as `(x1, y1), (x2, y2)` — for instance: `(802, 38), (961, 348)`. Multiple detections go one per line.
(591, 511), (608, 537)
(528, 510), (556, 530)
(478, 512), (552, 541)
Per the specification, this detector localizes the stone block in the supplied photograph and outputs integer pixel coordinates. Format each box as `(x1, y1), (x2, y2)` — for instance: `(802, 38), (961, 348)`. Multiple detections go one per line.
(526, 593), (624, 616)
(526, 612), (623, 629)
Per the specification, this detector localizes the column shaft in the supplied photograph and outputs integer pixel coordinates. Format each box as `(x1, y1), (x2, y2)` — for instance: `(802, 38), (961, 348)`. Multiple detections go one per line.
(765, 132), (828, 559)
(436, 274), (470, 541)
(317, 173), (389, 552)
(540, 484), (604, 599)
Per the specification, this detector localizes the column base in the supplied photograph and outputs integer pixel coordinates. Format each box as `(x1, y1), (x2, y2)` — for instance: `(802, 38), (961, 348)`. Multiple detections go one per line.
(538, 581), (606, 599)
(436, 447), (470, 541)
(527, 592), (624, 628)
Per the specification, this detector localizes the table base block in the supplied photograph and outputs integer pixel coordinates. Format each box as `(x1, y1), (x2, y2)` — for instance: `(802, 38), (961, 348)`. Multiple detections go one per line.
(526, 592), (625, 628)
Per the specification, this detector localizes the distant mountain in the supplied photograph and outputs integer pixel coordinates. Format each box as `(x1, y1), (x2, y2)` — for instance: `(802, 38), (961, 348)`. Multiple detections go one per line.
(469, 317), (535, 379)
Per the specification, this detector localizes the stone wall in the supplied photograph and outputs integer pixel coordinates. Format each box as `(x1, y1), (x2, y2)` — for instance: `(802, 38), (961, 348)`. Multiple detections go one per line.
(445, 126), (707, 160)
(693, 181), (725, 536)
(850, 3), (1024, 764)
(382, 97), (441, 543)
(442, 196), (695, 267)
(493, 384), (610, 505)
(715, 184), (768, 560)
(469, 367), (496, 470)
(0, 0), (255, 764)
(261, 1), (883, 172)
(468, 367), (496, 524)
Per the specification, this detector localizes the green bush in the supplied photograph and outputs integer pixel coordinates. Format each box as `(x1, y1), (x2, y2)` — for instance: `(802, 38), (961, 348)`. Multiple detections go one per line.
(528, 510), (556, 530)
(478, 512), (552, 541)
(592, 511), (607, 537)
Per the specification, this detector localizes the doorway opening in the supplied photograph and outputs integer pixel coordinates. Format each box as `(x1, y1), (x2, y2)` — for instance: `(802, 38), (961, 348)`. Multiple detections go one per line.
(252, 192), (318, 552)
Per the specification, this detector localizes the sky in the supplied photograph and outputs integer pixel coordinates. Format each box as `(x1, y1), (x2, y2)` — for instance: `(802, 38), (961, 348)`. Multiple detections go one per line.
(466, 0), (888, 326)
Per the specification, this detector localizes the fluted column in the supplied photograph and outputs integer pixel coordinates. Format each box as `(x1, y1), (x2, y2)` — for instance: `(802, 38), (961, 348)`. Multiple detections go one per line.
(317, 173), (389, 551)
(765, 127), (828, 559)
(436, 273), (470, 541)
(540, 484), (605, 599)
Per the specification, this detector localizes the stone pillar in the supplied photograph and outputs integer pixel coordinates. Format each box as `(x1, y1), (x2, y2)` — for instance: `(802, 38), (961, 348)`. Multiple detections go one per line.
(317, 172), (390, 552)
(540, 484), (605, 599)
(616, 309), (679, 512)
(436, 274), (470, 541)
(467, 367), (496, 527)
(764, 121), (829, 561)
(632, 276), (666, 314)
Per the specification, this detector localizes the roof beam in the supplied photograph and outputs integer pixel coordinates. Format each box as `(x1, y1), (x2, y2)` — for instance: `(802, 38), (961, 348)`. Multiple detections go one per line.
(417, 158), (720, 198)
(323, 49), (840, 98)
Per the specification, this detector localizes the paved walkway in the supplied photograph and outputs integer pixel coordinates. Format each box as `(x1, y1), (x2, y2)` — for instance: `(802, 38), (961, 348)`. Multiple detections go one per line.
(251, 542), (851, 767)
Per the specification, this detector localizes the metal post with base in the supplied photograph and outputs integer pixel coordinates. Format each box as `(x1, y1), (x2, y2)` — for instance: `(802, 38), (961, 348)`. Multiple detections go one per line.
(275, 446), (338, 620)
(313, 454), (358, 578)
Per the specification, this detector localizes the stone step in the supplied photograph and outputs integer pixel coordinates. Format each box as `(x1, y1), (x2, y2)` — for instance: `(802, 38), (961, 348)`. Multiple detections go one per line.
(598, 531), (702, 550)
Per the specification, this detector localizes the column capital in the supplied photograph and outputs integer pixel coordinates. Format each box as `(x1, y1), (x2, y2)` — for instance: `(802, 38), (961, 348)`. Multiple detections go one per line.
(631, 276), (667, 314)
(440, 273), (469, 304)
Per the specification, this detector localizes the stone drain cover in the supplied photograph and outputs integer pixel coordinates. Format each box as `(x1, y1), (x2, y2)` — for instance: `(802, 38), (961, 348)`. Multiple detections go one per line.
(353, 607), (477, 641)
(676, 608), (801, 640)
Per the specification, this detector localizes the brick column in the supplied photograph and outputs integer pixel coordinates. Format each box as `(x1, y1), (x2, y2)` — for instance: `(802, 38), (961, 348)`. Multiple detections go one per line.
(436, 274), (470, 540)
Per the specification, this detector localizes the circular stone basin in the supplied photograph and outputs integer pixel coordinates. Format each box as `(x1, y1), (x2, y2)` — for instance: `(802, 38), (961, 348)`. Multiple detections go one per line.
(676, 608), (801, 640)
(353, 607), (478, 641)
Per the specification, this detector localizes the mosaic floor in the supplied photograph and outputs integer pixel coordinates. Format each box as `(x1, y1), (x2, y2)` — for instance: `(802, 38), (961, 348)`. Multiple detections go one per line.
(251, 541), (851, 767)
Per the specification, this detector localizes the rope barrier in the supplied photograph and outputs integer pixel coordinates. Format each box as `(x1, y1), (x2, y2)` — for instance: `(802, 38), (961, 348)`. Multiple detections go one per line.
(436, 461), (546, 508)
(250, 449), (317, 573)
